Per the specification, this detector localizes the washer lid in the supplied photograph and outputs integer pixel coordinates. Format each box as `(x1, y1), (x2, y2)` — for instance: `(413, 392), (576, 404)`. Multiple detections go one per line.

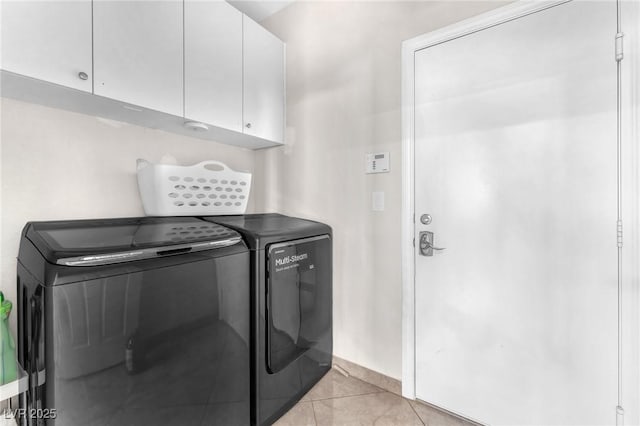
(25, 217), (242, 266)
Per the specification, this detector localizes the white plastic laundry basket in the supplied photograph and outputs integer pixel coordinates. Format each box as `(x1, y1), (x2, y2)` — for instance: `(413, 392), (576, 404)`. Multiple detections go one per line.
(136, 159), (252, 216)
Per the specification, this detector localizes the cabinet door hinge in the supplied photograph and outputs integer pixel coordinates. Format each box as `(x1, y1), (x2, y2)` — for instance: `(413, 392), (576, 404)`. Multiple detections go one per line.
(616, 32), (624, 62)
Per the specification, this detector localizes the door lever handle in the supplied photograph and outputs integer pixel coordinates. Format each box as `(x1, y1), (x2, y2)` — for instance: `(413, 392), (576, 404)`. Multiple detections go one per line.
(419, 231), (445, 256)
(421, 239), (445, 251)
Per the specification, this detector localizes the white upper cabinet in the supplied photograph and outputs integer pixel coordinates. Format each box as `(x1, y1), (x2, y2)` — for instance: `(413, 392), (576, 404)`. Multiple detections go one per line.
(1, 1), (92, 92)
(185, 1), (243, 132)
(93, 0), (183, 116)
(243, 15), (285, 144)
(1, 1), (285, 148)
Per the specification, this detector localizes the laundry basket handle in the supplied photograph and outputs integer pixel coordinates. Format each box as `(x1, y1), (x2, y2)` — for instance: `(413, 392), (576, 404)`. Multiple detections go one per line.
(195, 160), (231, 171)
(136, 158), (152, 171)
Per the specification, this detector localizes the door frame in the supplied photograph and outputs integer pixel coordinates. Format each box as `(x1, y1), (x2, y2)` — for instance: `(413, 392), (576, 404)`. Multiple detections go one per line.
(401, 0), (640, 421)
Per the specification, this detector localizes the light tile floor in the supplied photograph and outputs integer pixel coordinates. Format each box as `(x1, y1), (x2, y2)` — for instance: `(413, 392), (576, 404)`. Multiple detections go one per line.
(274, 369), (477, 426)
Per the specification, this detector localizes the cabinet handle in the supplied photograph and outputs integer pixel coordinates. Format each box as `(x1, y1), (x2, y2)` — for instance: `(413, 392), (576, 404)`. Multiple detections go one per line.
(245, 123), (252, 129)
(78, 72), (88, 81)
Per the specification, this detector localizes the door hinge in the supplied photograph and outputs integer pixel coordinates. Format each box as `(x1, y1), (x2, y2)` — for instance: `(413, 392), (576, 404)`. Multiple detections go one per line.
(617, 220), (623, 248)
(616, 405), (624, 426)
(413, 238), (415, 247)
(616, 32), (624, 62)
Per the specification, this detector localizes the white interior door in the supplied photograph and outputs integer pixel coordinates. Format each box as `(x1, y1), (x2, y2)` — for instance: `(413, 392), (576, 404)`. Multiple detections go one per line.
(414, 2), (618, 425)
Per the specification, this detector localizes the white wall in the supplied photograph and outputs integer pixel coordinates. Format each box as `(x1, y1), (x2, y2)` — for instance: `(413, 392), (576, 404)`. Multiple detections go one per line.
(257, 1), (507, 380)
(0, 1), (509, 383)
(0, 97), (257, 330)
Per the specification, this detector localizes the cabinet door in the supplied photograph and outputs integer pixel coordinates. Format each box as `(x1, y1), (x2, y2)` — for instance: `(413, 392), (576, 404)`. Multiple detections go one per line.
(243, 15), (285, 144)
(93, 1), (183, 116)
(184, 1), (242, 131)
(1, 1), (92, 92)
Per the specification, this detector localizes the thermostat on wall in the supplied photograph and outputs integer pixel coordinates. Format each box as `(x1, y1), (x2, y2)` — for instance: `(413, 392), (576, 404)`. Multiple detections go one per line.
(366, 152), (390, 174)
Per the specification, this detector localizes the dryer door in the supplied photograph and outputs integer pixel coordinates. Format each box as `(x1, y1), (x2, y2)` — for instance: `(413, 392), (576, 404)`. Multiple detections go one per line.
(266, 235), (332, 374)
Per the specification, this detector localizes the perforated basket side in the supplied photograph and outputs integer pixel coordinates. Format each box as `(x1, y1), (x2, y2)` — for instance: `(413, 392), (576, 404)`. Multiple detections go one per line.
(137, 160), (252, 216)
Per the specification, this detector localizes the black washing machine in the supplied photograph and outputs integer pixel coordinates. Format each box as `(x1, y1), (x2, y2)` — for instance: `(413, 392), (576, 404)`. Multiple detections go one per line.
(202, 214), (332, 426)
(17, 217), (251, 426)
